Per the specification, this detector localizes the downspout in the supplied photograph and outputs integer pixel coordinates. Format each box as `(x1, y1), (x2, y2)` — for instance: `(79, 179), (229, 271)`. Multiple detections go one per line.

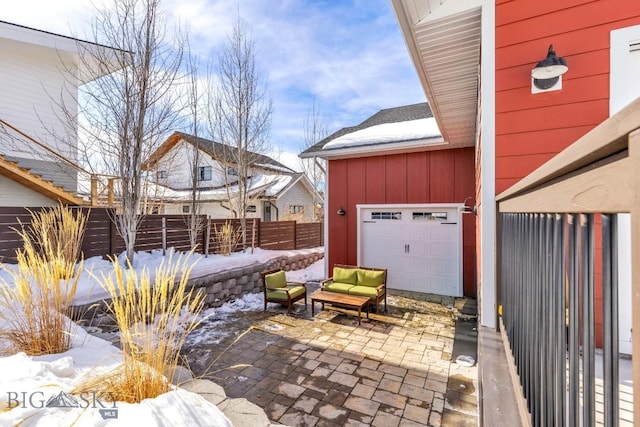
(220, 202), (237, 217)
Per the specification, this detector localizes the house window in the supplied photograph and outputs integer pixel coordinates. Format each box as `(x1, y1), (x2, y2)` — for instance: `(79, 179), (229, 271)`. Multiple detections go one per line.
(247, 205), (257, 213)
(182, 205), (190, 213)
(227, 166), (238, 176)
(198, 166), (212, 181)
(289, 205), (304, 214)
(157, 170), (167, 179)
(371, 212), (402, 220)
(413, 212), (447, 221)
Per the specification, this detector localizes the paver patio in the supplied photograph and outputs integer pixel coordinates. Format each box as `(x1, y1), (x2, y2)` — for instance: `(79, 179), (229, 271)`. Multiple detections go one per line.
(183, 284), (478, 426)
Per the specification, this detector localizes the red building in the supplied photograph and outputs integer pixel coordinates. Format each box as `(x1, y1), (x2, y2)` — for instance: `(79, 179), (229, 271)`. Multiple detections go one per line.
(301, 103), (476, 298)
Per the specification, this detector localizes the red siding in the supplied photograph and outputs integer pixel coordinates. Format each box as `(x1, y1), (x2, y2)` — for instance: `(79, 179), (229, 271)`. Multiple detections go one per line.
(327, 148), (476, 297)
(496, 0), (640, 348)
(495, 0), (640, 194)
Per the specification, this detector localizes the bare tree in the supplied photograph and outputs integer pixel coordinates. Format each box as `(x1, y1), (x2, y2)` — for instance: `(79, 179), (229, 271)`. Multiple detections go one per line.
(207, 17), (272, 248)
(70, 0), (185, 263)
(184, 43), (207, 250)
(301, 100), (328, 222)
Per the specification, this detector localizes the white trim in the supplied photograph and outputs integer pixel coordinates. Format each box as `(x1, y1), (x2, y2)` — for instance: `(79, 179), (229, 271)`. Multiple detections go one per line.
(356, 203), (464, 296)
(610, 24), (640, 115)
(609, 24), (640, 355)
(300, 137), (447, 160)
(480, 0), (497, 329)
(323, 165), (330, 278)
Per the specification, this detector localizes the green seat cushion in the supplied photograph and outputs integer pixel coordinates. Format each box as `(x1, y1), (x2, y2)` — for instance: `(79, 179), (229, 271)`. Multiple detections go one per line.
(323, 282), (354, 294)
(267, 285), (306, 300)
(348, 285), (380, 299)
(357, 269), (385, 287)
(265, 270), (287, 290)
(333, 267), (357, 285)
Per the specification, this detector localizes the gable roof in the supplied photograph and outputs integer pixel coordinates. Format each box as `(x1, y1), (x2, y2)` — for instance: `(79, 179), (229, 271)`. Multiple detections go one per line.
(299, 102), (444, 159)
(144, 131), (294, 174)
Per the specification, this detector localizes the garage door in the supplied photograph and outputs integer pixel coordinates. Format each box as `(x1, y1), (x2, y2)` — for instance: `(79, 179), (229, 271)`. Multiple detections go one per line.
(358, 204), (462, 296)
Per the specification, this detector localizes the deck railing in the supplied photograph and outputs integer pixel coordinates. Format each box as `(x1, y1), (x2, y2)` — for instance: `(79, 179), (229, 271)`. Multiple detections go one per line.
(496, 97), (640, 426)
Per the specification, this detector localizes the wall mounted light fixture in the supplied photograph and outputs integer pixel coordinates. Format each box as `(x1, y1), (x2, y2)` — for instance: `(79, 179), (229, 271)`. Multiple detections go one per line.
(531, 45), (568, 92)
(337, 208), (346, 216)
(458, 196), (477, 215)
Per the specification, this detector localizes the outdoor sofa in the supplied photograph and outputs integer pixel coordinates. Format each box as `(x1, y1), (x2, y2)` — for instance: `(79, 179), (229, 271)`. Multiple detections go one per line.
(321, 264), (387, 312)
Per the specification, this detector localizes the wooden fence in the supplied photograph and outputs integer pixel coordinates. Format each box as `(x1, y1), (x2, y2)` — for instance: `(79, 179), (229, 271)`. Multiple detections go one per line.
(0, 207), (323, 262)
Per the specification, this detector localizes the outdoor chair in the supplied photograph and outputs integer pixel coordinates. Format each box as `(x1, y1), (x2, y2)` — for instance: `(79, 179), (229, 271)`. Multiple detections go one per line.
(261, 268), (307, 314)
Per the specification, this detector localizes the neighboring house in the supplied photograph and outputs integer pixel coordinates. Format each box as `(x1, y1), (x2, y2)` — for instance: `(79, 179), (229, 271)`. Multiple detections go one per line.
(0, 20), (119, 207)
(144, 131), (319, 222)
(300, 102), (476, 298)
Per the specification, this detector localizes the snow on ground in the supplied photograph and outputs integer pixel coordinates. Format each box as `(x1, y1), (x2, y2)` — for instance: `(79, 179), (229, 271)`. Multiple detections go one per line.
(70, 246), (323, 305)
(184, 258), (325, 347)
(0, 248), (324, 426)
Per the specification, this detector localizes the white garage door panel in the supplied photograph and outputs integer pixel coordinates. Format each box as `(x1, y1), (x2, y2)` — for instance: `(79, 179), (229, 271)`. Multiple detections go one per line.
(359, 205), (463, 297)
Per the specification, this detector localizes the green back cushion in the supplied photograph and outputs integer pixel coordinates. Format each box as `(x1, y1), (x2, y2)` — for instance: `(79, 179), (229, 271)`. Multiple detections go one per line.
(357, 269), (385, 287)
(333, 267), (357, 285)
(265, 270), (287, 289)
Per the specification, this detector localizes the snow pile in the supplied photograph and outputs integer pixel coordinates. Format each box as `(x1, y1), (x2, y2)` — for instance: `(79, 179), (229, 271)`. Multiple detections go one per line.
(0, 324), (231, 426)
(323, 117), (442, 150)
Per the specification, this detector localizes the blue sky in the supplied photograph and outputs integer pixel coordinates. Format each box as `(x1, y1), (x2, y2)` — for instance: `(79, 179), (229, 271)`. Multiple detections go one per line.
(3, 0), (425, 169)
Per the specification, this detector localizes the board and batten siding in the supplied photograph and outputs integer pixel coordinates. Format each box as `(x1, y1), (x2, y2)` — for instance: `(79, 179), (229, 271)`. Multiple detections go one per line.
(327, 147), (476, 297)
(0, 36), (77, 161)
(495, 0), (640, 194)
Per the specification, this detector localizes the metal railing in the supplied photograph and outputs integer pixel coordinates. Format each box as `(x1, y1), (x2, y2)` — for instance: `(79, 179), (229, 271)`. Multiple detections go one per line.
(496, 97), (640, 426)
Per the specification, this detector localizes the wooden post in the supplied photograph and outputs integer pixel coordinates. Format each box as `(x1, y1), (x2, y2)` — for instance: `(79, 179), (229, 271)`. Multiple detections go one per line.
(161, 217), (167, 256)
(204, 216), (211, 257)
(90, 175), (98, 206)
(107, 178), (115, 206)
(251, 219), (256, 254)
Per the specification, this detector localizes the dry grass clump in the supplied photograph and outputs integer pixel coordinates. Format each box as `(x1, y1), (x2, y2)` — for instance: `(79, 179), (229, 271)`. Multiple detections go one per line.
(213, 221), (242, 255)
(0, 205), (86, 355)
(75, 253), (204, 403)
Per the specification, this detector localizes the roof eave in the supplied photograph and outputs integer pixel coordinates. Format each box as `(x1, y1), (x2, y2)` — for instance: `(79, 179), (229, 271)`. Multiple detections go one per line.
(304, 137), (447, 160)
(391, 0), (482, 147)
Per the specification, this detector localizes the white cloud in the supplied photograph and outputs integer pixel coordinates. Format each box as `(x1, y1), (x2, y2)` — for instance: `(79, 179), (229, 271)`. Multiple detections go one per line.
(3, 0), (425, 156)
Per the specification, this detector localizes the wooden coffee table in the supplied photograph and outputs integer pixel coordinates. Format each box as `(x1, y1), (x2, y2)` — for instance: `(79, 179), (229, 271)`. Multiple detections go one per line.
(310, 290), (370, 325)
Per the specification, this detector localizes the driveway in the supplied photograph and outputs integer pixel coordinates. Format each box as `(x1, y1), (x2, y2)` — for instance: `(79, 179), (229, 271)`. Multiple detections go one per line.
(183, 285), (478, 426)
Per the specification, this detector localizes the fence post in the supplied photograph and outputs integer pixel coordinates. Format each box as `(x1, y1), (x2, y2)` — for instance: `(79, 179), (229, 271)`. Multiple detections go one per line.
(109, 210), (117, 256)
(293, 220), (298, 249)
(204, 216), (211, 257)
(162, 217), (167, 256)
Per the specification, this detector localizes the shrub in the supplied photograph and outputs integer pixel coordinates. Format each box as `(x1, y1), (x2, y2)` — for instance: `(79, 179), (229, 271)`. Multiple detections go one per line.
(213, 221), (242, 255)
(75, 252), (204, 403)
(0, 205), (86, 355)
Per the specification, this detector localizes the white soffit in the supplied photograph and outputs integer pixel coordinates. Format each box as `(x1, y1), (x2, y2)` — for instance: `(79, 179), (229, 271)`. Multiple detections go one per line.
(392, 0), (482, 148)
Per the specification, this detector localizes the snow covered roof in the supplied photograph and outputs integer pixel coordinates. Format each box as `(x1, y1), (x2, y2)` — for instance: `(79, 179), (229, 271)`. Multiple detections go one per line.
(142, 173), (294, 203)
(299, 102), (445, 160)
(323, 117), (441, 150)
